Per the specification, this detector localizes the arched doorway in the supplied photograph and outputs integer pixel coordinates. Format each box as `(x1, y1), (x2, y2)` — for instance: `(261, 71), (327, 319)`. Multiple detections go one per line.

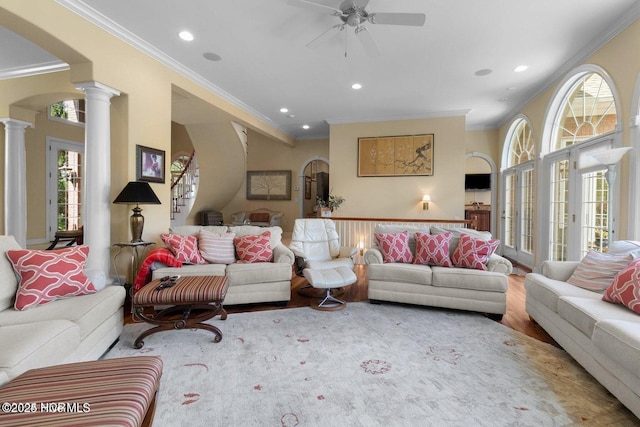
(464, 152), (497, 236)
(298, 158), (329, 218)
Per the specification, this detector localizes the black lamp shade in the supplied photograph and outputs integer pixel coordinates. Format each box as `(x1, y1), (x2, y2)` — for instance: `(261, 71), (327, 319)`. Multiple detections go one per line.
(113, 181), (161, 205)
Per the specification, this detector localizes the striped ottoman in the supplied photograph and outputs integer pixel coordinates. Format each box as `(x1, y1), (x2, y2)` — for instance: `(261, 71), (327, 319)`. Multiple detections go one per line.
(0, 356), (162, 427)
(132, 275), (229, 348)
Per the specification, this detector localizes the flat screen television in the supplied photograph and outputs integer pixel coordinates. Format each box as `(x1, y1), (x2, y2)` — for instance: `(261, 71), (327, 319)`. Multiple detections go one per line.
(465, 173), (491, 191)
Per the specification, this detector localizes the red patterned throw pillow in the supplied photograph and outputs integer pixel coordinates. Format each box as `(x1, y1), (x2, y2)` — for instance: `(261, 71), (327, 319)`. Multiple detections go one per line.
(413, 232), (453, 267)
(603, 258), (640, 314)
(234, 231), (273, 263)
(161, 233), (206, 265)
(6, 246), (96, 311)
(374, 231), (413, 264)
(451, 233), (500, 270)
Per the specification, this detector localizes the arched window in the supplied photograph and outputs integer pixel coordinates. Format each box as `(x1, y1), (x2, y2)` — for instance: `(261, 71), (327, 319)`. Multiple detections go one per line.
(541, 69), (620, 261)
(501, 117), (535, 267)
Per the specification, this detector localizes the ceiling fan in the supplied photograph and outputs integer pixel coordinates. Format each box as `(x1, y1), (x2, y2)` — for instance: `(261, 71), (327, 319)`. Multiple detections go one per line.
(289, 0), (426, 57)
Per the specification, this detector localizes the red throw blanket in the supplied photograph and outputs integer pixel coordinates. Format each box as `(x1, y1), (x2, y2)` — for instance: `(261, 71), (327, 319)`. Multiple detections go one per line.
(133, 248), (182, 291)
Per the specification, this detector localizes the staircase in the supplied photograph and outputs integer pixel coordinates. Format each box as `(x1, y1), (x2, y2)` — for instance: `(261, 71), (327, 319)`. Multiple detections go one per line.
(170, 152), (198, 222)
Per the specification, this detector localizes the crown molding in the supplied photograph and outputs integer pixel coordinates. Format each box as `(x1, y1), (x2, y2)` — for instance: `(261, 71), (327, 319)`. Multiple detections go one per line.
(0, 61), (69, 81)
(56, 0), (289, 137)
(325, 109), (470, 125)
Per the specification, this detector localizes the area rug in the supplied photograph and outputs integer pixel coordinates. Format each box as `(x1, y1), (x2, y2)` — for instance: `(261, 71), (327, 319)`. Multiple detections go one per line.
(105, 303), (638, 426)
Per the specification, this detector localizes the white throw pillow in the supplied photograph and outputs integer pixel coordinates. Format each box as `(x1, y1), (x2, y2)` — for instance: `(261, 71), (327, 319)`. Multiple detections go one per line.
(567, 251), (633, 292)
(198, 231), (236, 264)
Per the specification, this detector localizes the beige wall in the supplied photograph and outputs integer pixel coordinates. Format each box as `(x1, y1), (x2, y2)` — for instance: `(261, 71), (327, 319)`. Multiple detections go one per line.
(222, 133), (330, 231)
(329, 116), (468, 220)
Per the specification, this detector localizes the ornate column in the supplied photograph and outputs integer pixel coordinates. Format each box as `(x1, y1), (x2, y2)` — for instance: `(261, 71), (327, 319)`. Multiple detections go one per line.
(1, 118), (32, 248)
(75, 82), (120, 277)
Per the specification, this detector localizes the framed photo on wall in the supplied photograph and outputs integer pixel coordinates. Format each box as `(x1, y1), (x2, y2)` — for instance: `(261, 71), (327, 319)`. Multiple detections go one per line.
(136, 145), (165, 183)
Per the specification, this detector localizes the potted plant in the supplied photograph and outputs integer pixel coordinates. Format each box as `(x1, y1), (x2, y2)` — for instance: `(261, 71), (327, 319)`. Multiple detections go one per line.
(316, 193), (345, 217)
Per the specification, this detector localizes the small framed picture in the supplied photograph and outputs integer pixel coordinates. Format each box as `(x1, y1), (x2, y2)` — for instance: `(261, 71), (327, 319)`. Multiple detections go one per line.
(136, 145), (165, 183)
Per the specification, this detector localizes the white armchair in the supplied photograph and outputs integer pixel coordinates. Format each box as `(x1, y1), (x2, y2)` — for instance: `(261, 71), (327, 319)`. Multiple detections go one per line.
(289, 218), (356, 271)
(289, 218), (357, 310)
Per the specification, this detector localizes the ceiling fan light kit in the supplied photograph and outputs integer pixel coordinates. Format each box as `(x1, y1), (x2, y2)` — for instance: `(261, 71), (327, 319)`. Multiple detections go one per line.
(292, 0), (426, 57)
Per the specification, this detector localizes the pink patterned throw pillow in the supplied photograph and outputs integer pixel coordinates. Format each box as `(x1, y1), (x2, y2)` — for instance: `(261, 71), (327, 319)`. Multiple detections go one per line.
(234, 231), (273, 263)
(6, 246), (96, 311)
(451, 233), (500, 270)
(375, 231), (413, 263)
(413, 232), (453, 267)
(602, 258), (640, 313)
(161, 233), (206, 265)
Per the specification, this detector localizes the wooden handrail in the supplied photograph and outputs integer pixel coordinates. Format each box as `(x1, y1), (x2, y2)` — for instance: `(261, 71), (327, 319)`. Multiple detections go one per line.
(170, 151), (195, 190)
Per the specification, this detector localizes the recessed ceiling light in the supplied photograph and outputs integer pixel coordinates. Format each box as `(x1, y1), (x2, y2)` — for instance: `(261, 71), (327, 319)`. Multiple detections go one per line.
(351, 83), (362, 90)
(514, 65), (529, 72)
(178, 31), (194, 41)
(280, 108), (289, 113)
(302, 125), (310, 130)
(287, 114), (295, 118)
(474, 69), (493, 77)
(203, 52), (222, 62)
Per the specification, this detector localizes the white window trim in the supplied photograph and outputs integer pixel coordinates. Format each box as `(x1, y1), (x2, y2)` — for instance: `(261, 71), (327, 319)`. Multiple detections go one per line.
(537, 65), (623, 266)
(46, 137), (84, 241)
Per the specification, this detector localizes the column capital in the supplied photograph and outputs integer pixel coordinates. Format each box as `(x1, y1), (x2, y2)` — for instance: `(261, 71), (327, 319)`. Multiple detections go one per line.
(0, 118), (33, 129)
(75, 81), (121, 97)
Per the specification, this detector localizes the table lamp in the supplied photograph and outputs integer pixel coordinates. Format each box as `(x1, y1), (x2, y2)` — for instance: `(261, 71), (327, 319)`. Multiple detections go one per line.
(113, 181), (161, 242)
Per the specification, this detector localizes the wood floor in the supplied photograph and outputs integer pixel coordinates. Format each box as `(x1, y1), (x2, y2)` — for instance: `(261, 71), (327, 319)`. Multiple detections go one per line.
(125, 266), (556, 346)
(222, 265), (558, 346)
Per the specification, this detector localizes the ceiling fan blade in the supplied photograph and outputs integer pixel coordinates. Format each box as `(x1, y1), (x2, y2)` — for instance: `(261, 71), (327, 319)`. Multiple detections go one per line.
(306, 24), (344, 49)
(355, 26), (379, 57)
(287, 0), (344, 15)
(368, 12), (426, 26)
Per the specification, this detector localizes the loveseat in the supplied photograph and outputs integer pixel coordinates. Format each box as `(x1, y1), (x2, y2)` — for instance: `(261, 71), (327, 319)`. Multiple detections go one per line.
(365, 225), (513, 319)
(525, 241), (640, 419)
(0, 235), (125, 384)
(149, 225), (294, 305)
(231, 208), (283, 227)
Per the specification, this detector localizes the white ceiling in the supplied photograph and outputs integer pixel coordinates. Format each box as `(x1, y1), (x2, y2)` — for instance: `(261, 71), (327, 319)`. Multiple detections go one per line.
(3, 0), (640, 140)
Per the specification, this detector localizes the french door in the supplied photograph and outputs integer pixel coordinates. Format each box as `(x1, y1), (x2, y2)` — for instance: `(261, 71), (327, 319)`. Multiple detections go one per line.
(544, 136), (613, 261)
(501, 161), (534, 267)
(46, 137), (84, 241)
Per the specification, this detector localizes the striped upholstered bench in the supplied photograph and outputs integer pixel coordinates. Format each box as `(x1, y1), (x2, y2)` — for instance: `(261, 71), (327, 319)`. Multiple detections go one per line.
(0, 356), (162, 427)
(133, 275), (229, 348)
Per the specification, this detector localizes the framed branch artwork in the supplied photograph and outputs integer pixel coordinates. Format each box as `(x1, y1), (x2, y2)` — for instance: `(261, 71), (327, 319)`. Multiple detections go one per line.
(246, 170), (292, 200)
(136, 145), (165, 183)
(357, 134), (434, 177)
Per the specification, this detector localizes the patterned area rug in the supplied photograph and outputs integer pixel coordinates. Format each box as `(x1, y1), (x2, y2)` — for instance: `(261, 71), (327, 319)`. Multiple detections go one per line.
(105, 303), (638, 426)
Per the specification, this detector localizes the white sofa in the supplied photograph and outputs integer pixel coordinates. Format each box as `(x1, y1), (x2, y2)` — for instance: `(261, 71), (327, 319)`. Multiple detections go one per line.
(231, 208), (283, 227)
(0, 235), (125, 384)
(151, 225), (294, 305)
(365, 225), (513, 319)
(525, 245), (640, 419)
